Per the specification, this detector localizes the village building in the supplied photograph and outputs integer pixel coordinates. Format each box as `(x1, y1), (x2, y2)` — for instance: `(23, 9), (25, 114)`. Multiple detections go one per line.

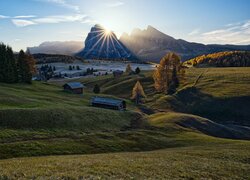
(63, 82), (84, 94)
(91, 97), (126, 110)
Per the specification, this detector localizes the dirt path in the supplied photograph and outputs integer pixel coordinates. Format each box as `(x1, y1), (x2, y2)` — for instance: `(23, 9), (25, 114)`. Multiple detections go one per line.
(193, 69), (209, 87)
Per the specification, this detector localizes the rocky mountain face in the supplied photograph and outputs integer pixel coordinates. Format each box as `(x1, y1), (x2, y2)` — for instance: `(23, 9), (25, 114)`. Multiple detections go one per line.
(120, 26), (250, 62)
(28, 41), (83, 56)
(77, 24), (137, 61)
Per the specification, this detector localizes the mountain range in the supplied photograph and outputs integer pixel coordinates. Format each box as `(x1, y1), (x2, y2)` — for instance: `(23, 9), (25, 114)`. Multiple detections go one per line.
(28, 25), (250, 62)
(120, 25), (250, 62)
(28, 41), (83, 56)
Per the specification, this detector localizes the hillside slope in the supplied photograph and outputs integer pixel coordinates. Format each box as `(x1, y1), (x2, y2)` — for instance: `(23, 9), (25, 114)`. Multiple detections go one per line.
(184, 51), (250, 67)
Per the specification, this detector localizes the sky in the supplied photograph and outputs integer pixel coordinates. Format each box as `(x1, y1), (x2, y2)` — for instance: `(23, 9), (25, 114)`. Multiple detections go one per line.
(0, 0), (250, 51)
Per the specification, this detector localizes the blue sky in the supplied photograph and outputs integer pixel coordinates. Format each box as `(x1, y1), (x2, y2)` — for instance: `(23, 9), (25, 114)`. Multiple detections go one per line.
(0, 0), (250, 51)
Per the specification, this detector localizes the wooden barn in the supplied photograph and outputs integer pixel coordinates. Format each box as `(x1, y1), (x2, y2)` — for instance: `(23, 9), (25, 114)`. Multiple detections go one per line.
(63, 82), (84, 94)
(91, 97), (126, 110)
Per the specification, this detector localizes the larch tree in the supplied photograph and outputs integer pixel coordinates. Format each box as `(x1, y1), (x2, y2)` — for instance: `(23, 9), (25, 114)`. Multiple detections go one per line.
(125, 63), (132, 74)
(153, 52), (184, 94)
(131, 81), (146, 104)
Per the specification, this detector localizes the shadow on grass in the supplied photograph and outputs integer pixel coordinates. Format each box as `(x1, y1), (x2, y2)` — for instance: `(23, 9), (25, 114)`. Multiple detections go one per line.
(175, 86), (250, 126)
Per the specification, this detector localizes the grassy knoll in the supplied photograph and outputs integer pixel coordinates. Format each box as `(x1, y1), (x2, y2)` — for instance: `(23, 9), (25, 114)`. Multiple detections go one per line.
(150, 67), (250, 126)
(0, 142), (249, 179)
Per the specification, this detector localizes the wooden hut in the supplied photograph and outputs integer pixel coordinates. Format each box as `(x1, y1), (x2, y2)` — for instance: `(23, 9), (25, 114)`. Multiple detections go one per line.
(63, 82), (84, 94)
(91, 97), (126, 110)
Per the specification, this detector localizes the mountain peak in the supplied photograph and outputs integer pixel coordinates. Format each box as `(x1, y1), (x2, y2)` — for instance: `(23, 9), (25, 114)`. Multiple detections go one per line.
(147, 25), (156, 31)
(77, 25), (136, 60)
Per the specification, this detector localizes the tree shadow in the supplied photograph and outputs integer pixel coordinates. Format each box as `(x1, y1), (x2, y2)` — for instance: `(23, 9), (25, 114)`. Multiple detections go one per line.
(174, 86), (250, 126)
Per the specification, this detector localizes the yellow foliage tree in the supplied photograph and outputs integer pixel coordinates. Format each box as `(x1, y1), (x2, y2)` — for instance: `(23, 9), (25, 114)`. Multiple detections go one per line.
(153, 52), (182, 93)
(131, 81), (146, 104)
(125, 63), (132, 74)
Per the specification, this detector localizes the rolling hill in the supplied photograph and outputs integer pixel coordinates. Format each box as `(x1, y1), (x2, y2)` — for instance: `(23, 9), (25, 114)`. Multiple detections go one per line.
(0, 67), (249, 178)
(184, 51), (250, 67)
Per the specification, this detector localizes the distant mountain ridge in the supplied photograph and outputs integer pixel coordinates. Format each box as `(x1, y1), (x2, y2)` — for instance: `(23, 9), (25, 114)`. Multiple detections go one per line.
(28, 41), (83, 56)
(120, 26), (250, 62)
(77, 24), (137, 61)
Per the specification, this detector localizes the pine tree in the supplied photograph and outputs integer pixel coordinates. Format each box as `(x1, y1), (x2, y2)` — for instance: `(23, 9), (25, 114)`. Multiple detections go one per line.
(93, 84), (100, 94)
(17, 50), (33, 84)
(131, 81), (146, 104)
(5, 46), (18, 83)
(135, 67), (141, 74)
(0, 43), (18, 83)
(125, 64), (132, 74)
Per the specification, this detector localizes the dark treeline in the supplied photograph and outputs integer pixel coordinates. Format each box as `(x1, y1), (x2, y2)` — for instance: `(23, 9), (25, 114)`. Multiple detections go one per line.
(0, 43), (36, 84)
(186, 51), (250, 67)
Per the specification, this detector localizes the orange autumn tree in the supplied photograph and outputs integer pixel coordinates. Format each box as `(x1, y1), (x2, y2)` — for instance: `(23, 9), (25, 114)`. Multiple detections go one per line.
(153, 52), (184, 94)
(131, 81), (146, 104)
(125, 63), (132, 74)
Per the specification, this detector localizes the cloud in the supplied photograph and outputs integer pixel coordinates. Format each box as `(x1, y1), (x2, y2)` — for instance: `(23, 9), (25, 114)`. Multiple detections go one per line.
(11, 19), (36, 27)
(33, 14), (87, 24)
(14, 39), (21, 42)
(11, 14), (88, 27)
(37, 0), (80, 12)
(201, 20), (250, 45)
(107, 1), (124, 7)
(188, 28), (200, 36)
(0, 15), (10, 19)
(14, 15), (36, 19)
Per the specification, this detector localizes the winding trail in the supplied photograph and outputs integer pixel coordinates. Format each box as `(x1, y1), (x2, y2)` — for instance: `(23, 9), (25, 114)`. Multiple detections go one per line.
(193, 69), (209, 87)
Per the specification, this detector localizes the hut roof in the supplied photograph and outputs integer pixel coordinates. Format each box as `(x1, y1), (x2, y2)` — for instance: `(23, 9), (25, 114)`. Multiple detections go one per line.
(91, 97), (124, 106)
(64, 82), (84, 89)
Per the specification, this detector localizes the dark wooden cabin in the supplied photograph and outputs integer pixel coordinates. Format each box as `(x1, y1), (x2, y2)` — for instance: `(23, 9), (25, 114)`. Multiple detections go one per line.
(63, 82), (84, 94)
(91, 97), (126, 110)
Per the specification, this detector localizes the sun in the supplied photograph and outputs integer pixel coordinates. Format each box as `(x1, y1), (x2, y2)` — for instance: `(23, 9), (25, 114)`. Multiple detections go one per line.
(104, 28), (112, 35)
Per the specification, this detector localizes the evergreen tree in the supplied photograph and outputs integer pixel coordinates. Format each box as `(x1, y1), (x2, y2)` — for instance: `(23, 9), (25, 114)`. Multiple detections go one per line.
(135, 67), (141, 74)
(171, 66), (179, 88)
(93, 84), (100, 94)
(131, 81), (146, 104)
(0, 43), (18, 83)
(17, 50), (33, 84)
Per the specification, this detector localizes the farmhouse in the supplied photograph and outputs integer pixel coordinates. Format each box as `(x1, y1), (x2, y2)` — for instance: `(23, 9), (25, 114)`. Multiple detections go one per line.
(91, 97), (126, 110)
(63, 82), (84, 94)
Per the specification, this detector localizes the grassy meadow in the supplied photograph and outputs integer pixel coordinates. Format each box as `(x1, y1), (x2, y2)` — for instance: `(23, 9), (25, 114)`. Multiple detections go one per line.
(0, 67), (249, 178)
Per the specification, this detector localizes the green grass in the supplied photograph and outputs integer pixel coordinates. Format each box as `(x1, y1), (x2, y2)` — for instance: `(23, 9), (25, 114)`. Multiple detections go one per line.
(149, 67), (250, 126)
(0, 67), (249, 178)
(0, 142), (249, 179)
